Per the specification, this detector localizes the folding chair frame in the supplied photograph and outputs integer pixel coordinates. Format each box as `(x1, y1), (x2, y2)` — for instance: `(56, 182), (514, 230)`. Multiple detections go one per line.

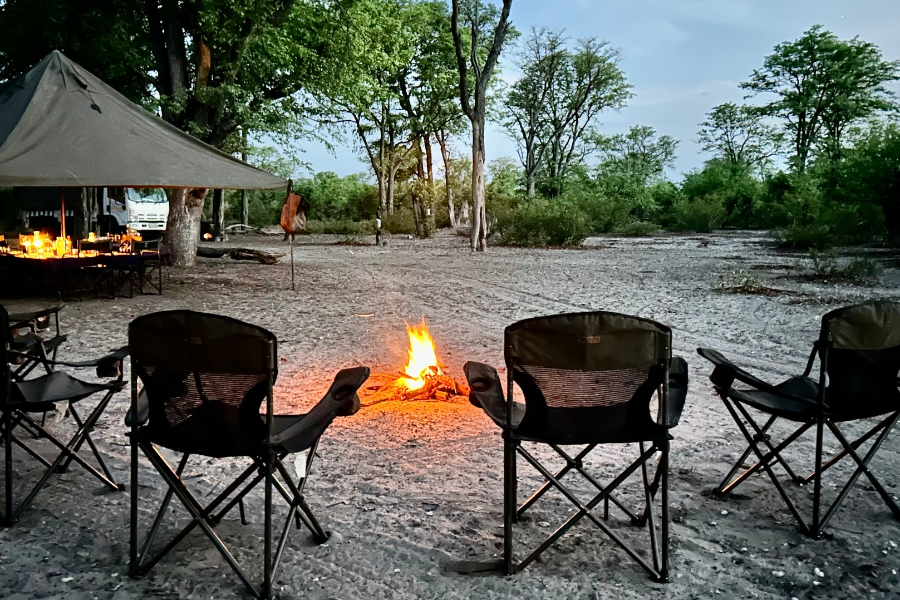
(708, 342), (900, 539)
(128, 367), (331, 600)
(500, 366), (672, 582)
(2, 386), (123, 526)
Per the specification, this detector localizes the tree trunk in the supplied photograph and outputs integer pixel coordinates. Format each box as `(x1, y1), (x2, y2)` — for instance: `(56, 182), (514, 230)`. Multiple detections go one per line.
(471, 119), (487, 252)
(165, 188), (207, 266)
(438, 134), (457, 229)
(884, 174), (900, 246)
(212, 188), (225, 241)
(424, 132), (434, 184)
(241, 129), (249, 226)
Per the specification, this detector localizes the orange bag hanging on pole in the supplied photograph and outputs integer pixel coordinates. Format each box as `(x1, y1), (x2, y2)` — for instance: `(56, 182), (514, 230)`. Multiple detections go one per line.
(280, 192), (309, 237)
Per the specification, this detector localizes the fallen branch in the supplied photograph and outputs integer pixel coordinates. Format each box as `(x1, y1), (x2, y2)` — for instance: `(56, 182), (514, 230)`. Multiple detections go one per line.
(196, 247), (283, 265)
(224, 224), (278, 235)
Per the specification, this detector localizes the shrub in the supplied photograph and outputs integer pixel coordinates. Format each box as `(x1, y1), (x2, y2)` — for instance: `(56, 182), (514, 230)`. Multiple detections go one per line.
(306, 219), (375, 235)
(496, 199), (591, 246)
(670, 194), (726, 232)
(615, 221), (658, 237)
(382, 207), (417, 235)
(803, 249), (882, 284)
(715, 269), (769, 294)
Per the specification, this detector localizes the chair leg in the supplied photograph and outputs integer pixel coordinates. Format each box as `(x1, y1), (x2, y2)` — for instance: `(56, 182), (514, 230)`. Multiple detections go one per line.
(639, 442), (660, 575)
(818, 413), (900, 531)
(140, 442), (260, 597)
(724, 398), (812, 536)
(811, 415), (826, 537)
(263, 448), (274, 600)
(660, 439), (670, 583)
(802, 416), (892, 484)
(503, 435), (517, 575)
(3, 407), (12, 527)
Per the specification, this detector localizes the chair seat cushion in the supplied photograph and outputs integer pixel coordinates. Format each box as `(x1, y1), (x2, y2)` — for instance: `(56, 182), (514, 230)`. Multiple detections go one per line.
(11, 371), (117, 411)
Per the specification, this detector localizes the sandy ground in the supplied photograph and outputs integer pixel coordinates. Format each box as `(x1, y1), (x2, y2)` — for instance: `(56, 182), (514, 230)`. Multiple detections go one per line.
(2, 229), (900, 599)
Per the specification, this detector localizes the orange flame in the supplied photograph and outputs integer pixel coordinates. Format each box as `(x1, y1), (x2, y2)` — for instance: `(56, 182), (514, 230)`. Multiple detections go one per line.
(400, 320), (441, 391)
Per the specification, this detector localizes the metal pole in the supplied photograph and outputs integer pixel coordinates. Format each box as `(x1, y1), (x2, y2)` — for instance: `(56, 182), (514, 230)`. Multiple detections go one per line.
(285, 180), (295, 291)
(59, 188), (66, 240)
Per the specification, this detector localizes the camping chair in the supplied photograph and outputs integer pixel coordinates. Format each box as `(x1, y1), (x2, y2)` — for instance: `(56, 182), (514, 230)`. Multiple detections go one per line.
(127, 310), (369, 599)
(1, 304), (128, 526)
(697, 299), (900, 539)
(464, 311), (688, 581)
(6, 302), (67, 381)
(130, 239), (164, 295)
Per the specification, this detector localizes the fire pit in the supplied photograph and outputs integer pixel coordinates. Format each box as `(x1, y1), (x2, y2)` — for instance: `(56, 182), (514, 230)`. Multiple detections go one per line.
(362, 320), (469, 406)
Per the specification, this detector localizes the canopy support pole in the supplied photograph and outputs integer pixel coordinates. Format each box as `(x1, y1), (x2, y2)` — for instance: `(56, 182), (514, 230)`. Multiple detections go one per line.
(286, 180), (295, 292)
(59, 188), (66, 240)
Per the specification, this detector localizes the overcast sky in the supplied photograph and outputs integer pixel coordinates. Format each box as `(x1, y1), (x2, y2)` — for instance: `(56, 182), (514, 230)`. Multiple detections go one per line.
(294, 0), (900, 181)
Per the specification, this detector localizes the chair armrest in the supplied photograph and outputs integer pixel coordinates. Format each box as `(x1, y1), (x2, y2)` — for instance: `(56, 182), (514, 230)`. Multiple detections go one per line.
(696, 347), (819, 406)
(663, 356), (689, 428)
(125, 388), (150, 427)
(464, 361), (512, 427)
(269, 366), (370, 446)
(7, 303), (64, 326)
(42, 346), (129, 378)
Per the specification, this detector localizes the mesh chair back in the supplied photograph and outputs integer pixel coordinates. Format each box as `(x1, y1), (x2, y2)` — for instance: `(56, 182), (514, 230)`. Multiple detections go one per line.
(133, 239), (160, 254)
(129, 311), (277, 458)
(1, 304), (9, 405)
(821, 300), (900, 418)
(505, 312), (671, 444)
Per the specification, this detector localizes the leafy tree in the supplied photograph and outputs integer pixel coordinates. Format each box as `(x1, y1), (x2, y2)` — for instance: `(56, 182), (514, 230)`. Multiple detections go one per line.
(538, 38), (631, 197)
(451, 0), (515, 251)
(742, 25), (899, 172)
(502, 28), (567, 197)
(0, 0), (382, 265)
(834, 121), (900, 243)
(595, 125), (677, 186)
(698, 103), (782, 174)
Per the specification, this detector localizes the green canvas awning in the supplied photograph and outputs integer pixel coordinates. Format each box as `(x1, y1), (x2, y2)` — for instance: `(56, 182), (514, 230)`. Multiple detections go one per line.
(0, 51), (287, 190)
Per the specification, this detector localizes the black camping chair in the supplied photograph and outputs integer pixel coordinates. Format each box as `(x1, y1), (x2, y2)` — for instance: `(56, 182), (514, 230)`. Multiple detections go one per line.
(130, 239), (164, 295)
(127, 310), (369, 599)
(1, 304), (128, 526)
(697, 299), (900, 539)
(6, 302), (67, 381)
(464, 311), (688, 582)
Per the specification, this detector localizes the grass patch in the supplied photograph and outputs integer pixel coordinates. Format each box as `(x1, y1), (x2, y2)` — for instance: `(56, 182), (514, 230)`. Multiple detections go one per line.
(715, 269), (789, 296)
(800, 250), (882, 284)
(306, 219), (375, 235)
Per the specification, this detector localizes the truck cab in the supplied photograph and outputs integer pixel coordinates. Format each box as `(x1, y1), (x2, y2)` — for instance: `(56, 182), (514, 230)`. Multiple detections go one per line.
(103, 187), (168, 235)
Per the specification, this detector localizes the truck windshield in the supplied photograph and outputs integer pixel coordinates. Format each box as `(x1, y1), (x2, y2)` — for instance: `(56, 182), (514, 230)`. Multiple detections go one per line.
(126, 188), (167, 203)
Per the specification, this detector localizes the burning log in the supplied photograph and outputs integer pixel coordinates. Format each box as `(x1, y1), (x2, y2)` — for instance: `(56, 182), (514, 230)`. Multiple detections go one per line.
(360, 321), (469, 407)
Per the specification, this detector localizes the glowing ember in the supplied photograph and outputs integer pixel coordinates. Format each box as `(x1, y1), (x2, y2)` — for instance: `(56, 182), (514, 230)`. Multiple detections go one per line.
(400, 321), (442, 391)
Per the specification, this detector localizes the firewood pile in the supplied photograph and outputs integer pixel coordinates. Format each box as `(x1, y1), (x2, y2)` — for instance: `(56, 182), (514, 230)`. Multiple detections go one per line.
(361, 368), (470, 407)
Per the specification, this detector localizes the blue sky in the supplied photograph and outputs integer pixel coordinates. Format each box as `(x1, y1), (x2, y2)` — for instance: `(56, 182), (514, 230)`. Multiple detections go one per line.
(295, 0), (900, 181)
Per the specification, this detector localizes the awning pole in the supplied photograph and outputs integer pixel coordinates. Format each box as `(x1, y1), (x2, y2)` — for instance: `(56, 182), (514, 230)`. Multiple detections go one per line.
(59, 188), (66, 239)
(286, 180), (295, 292)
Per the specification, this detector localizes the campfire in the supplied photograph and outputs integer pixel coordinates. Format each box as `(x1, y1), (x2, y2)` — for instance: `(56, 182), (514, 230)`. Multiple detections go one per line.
(362, 320), (469, 406)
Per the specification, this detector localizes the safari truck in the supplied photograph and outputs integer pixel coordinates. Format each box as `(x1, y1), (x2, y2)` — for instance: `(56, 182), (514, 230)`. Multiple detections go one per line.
(102, 187), (168, 234)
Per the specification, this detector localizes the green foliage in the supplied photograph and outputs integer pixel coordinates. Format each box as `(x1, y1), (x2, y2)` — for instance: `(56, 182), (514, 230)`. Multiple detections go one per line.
(306, 219), (376, 235)
(495, 198), (590, 247)
(669, 194), (727, 233)
(681, 160), (764, 227)
(741, 25), (900, 171)
(382, 206), (418, 235)
(698, 103), (783, 173)
(295, 172), (378, 222)
(615, 221), (658, 237)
